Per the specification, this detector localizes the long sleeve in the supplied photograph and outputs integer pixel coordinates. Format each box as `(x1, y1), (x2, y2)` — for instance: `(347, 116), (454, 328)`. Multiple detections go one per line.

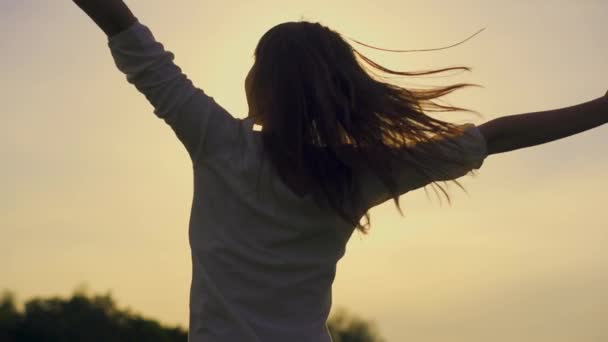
(107, 20), (239, 163)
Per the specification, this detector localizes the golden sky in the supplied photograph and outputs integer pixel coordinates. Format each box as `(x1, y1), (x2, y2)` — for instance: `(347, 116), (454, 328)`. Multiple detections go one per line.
(2, 0), (607, 341)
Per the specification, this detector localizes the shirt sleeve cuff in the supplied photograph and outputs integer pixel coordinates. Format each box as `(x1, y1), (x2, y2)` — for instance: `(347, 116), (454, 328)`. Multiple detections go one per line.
(107, 19), (153, 48)
(461, 123), (488, 170)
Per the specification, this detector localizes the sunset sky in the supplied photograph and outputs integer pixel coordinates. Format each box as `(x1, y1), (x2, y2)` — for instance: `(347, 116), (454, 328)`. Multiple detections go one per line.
(2, 0), (607, 341)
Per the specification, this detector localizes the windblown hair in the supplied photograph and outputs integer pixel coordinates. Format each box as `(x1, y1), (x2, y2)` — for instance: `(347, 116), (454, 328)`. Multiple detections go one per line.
(248, 20), (482, 234)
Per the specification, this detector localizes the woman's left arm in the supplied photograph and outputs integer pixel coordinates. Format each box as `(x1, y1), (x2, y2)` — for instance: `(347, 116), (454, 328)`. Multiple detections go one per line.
(73, 0), (137, 37)
(478, 92), (607, 156)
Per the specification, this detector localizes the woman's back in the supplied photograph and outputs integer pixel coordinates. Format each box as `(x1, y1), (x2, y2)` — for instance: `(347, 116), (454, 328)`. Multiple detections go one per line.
(188, 115), (356, 341)
(186, 107), (486, 341)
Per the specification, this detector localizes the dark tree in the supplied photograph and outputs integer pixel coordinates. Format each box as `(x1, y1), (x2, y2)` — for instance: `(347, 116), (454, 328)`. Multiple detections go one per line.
(327, 306), (387, 342)
(0, 290), (20, 342)
(0, 289), (187, 342)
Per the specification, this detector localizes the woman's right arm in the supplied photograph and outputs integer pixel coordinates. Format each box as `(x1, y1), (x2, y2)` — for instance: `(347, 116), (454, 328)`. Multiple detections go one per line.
(478, 91), (608, 155)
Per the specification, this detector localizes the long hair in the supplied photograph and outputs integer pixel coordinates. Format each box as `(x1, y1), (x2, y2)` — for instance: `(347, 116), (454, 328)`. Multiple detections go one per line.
(247, 20), (483, 234)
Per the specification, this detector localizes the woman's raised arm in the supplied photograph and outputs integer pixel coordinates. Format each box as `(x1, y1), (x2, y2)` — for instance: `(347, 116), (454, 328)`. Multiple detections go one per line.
(73, 0), (137, 37)
(72, 0), (241, 164)
(478, 91), (608, 155)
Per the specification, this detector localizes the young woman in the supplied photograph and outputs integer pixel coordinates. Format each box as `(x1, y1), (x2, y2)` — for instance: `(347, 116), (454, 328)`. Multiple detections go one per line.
(73, 1), (608, 341)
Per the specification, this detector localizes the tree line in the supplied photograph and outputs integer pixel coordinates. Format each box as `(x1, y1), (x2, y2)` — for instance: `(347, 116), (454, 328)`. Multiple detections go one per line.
(0, 288), (385, 342)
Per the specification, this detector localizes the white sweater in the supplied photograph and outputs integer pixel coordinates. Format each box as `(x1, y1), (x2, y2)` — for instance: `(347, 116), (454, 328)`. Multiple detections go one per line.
(107, 20), (488, 342)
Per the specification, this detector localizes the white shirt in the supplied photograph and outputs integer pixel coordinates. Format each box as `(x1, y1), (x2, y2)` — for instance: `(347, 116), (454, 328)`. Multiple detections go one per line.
(108, 20), (488, 342)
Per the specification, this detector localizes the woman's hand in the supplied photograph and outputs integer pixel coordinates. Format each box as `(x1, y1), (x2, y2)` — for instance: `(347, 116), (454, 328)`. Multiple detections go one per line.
(73, 0), (137, 37)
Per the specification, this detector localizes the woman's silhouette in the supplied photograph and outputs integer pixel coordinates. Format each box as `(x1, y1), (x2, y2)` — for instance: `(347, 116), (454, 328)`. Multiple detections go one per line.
(73, 1), (607, 341)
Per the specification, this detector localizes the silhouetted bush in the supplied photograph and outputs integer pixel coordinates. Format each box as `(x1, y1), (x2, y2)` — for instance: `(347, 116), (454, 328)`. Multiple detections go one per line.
(327, 307), (387, 342)
(0, 289), (187, 342)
